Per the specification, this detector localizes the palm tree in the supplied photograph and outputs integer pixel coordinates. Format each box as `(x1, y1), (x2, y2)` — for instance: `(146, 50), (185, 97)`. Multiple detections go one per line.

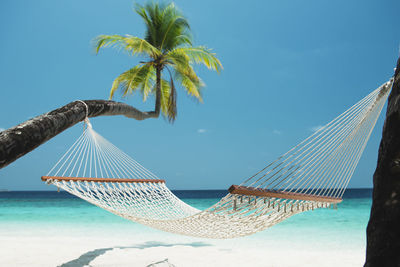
(94, 2), (222, 122)
(0, 1), (222, 168)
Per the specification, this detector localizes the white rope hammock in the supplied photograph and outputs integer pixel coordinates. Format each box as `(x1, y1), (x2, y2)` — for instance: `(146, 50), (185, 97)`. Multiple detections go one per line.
(42, 79), (393, 239)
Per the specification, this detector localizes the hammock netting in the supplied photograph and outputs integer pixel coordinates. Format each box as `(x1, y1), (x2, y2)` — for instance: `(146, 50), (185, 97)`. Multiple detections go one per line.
(42, 80), (393, 239)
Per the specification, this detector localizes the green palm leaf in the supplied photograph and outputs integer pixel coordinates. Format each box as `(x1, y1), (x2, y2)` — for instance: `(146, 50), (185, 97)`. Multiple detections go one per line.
(135, 2), (192, 51)
(140, 66), (156, 101)
(165, 49), (190, 69)
(94, 35), (161, 58)
(110, 64), (154, 99)
(159, 78), (172, 117)
(168, 46), (223, 72)
(174, 67), (204, 101)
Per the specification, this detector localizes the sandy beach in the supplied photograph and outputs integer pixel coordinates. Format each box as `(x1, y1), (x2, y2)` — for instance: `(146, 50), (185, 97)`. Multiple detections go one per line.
(1, 226), (365, 267)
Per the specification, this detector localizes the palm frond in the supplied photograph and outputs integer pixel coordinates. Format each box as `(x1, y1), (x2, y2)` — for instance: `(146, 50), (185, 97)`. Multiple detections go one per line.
(110, 64), (154, 99)
(159, 3), (192, 51)
(135, 2), (192, 51)
(135, 4), (157, 45)
(159, 79), (174, 120)
(174, 68), (204, 102)
(165, 49), (191, 69)
(170, 46), (223, 73)
(167, 76), (177, 121)
(154, 78), (178, 122)
(93, 34), (161, 58)
(165, 49), (204, 101)
(140, 66), (156, 101)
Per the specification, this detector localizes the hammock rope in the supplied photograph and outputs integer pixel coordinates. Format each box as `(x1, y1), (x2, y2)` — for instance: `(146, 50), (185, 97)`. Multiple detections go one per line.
(42, 79), (393, 239)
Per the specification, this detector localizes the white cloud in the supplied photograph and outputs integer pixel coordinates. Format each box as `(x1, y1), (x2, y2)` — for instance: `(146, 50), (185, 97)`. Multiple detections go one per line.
(310, 125), (324, 132)
(0, 128), (4, 132)
(272, 129), (281, 135)
(197, 129), (207, 134)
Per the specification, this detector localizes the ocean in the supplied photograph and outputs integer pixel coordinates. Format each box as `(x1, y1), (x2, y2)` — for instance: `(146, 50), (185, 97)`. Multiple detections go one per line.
(0, 189), (371, 243)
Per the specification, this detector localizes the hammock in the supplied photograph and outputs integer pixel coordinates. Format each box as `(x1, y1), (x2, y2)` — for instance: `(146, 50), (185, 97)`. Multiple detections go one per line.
(42, 80), (393, 239)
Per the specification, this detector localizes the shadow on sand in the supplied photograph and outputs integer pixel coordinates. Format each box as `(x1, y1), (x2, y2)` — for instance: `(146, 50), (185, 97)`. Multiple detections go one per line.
(59, 241), (211, 267)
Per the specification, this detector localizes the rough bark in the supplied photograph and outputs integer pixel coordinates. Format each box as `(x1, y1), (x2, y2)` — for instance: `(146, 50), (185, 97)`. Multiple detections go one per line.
(0, 100), (159, 169)
(155, 66), (162, 116)
(365, 58), (400, 266)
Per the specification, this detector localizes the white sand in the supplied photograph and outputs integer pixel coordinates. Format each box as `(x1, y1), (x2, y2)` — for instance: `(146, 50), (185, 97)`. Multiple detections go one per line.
(0, 224), (365, 267)
(92, 244), (363, 267)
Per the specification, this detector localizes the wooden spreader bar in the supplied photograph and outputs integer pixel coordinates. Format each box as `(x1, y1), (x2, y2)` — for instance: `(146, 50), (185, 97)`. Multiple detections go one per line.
(41, 176), (165, 184)
(228, 185), (342, 203)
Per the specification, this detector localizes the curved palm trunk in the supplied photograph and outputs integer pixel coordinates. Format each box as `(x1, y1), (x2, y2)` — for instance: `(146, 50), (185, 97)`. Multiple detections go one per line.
(0, 100), (159, 169)
(365, 58), (400, 266)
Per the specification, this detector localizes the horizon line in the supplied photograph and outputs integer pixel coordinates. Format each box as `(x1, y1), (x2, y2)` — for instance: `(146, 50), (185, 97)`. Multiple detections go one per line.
(0, 187), (374, 192)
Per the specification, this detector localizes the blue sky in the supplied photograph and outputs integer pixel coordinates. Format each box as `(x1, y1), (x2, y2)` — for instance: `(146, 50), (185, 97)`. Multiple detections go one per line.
(0, 0), (399, 190)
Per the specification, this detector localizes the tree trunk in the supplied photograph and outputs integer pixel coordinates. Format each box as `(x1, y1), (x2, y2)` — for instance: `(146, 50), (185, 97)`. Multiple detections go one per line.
(0, 100), (159, 169)
(365, 58), (400, 266)
(155, 66), (162, 116)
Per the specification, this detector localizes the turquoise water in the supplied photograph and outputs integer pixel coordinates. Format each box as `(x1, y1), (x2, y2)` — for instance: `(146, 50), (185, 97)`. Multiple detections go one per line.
(0, 189), (371, 249)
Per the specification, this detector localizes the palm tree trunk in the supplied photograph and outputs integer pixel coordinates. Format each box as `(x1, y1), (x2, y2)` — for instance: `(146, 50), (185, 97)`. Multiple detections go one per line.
(155, 66), (162, 116)
(365, 57), (400, 266)
(0, 100), (159, 169)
